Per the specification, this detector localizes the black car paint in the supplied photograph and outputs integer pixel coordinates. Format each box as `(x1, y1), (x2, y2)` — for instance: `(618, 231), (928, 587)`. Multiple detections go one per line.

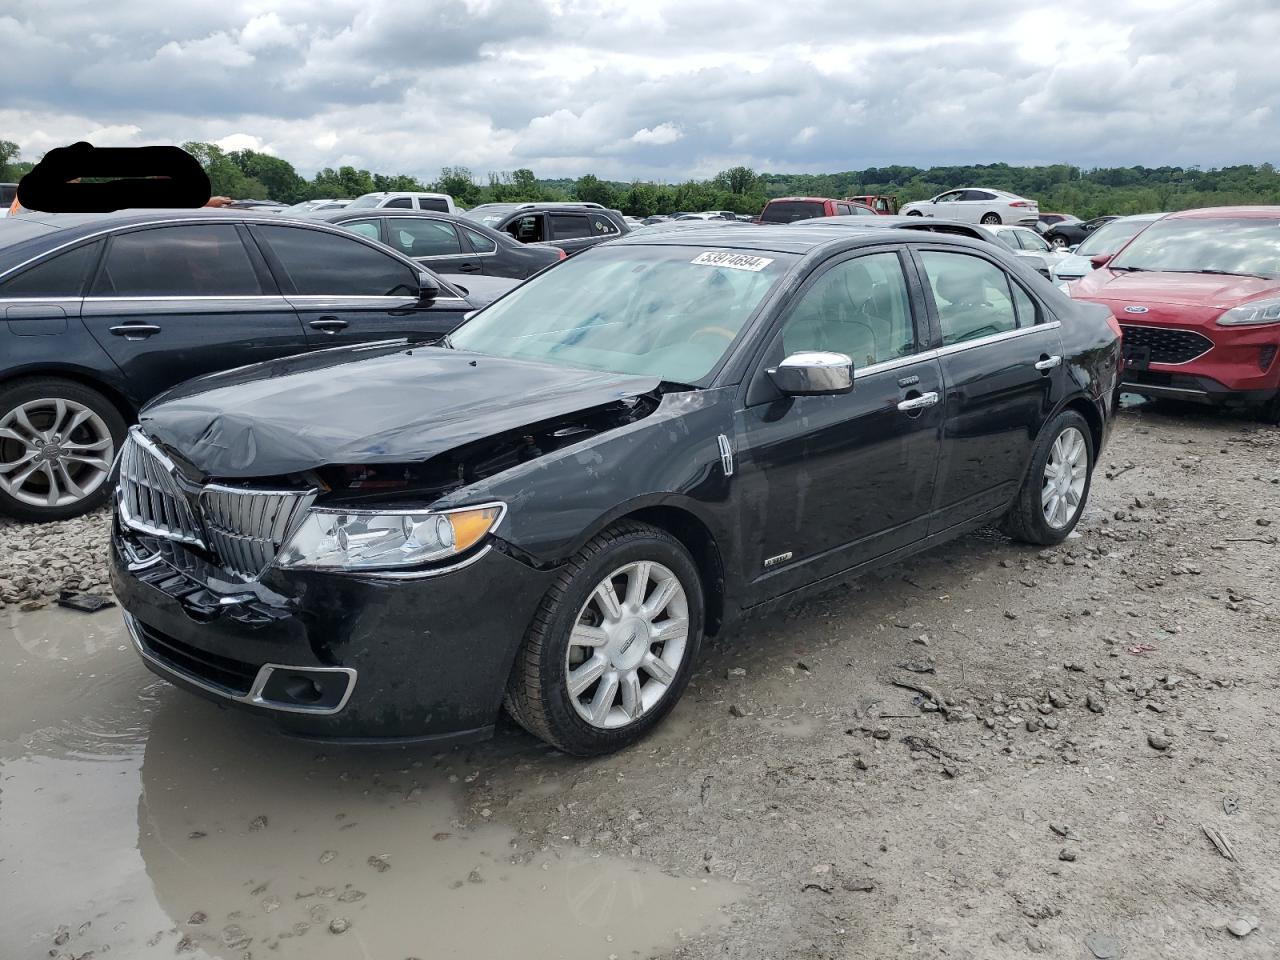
(308, 209), (562, 280)
(0, 210), (511, 412)
(462, 204), (629, 255)
(1044, 215), (1119, 247)
(111, 227), (1120, 742)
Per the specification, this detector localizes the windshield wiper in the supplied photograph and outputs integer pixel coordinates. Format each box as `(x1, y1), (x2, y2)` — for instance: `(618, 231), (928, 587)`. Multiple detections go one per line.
(1168, 268), (1273, 280)
(1109, 265), (1147, 272)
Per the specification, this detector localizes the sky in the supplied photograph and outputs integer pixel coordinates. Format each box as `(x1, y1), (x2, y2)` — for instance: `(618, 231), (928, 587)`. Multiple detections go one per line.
(2, 0), (1278, 182)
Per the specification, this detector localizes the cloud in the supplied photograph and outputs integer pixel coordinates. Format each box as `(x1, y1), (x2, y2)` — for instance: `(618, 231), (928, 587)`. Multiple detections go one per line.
(3, 0), (1278, 182)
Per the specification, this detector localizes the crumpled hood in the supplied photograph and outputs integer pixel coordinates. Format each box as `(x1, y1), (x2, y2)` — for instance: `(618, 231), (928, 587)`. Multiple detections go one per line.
(139, 344), (661, 478)
(1073, 269), (1280, 309)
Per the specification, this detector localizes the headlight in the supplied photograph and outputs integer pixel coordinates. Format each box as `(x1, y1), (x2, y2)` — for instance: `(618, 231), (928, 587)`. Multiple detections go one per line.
(1217, 298), (1280, 326)
(276, 503), (504, 571)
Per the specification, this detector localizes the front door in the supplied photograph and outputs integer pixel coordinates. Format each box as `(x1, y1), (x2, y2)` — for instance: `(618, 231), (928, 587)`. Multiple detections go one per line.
(80, 223), (309, 402)
(735, 249), (944, 603)
(249, 223), (471, 346)
(912, 247), (1066, 528)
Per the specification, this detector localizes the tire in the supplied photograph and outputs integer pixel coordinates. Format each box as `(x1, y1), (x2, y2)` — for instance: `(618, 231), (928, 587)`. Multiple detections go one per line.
(1049, 234), (1069, 249)
(905, 210), (923, 217)
(1001, 410), (1094, 545)
(981, 213), (1002, 225)
(0, 377), (127, 522)
(504, 521), (705, 755)
(1254, 390), (1280, 425)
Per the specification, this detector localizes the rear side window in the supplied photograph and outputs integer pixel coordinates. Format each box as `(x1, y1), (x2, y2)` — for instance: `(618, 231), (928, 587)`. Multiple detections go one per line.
(837, 203), (853, 216)
(92, 225), (262, 297)
(506, 214), (545, 243)
(589, 214), (619, 236)
(254, 225), (418, 297)
(853, 205), (877, 216)
(760, 201), (825, 224)
(0, 184), (16, 205)
(461, 226), (497, 254)
(387, 218), (463, 257)
(919, 251), (1020, 345)
(550, 214), (591, 240)
(417, 198), (450, 212)
(383, 197), (412, 209)
(339, 219), (381, 241)
(0, 240), (102, 297)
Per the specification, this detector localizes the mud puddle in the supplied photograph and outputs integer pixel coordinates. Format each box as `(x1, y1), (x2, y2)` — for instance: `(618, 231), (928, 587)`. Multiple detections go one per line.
(1, 607), (739, 959)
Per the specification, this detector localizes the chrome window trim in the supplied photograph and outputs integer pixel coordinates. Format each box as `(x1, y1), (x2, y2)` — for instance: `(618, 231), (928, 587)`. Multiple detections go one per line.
(1117, 323), (1214, 366)
(853, 349), (942, 379)
(124, 612), (357, 715)
(82, 294), (295, 303)
(0, 296), (84, 304)
(935, 320), (1062, 359)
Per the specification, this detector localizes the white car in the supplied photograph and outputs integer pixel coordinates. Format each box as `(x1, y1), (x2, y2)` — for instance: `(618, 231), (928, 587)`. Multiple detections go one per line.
(986, 224), (1070, 268)
(344, 191), (458, 214)
(901, 188), (1039, 226)
(1052, 213), (1166, 290)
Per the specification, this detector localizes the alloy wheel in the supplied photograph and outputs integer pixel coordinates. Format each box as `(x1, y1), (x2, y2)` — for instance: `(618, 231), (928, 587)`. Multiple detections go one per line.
(1050, 235), (1068, 248)
(0, 398), (115, 508)
(565, 560), (690, 729)
(1041, 426), (1088, 529)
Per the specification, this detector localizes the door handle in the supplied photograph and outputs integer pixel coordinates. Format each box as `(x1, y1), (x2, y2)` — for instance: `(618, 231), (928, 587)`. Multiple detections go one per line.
(109, 323), (162, 339)
(897, 391), (939, 412)
(456, 263), (481, 273)
(309, 317), (349, 333)
(1034, 355), (1062, 371)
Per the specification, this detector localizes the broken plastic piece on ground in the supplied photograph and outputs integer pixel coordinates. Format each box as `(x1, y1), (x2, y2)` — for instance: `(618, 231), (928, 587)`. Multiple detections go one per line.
(56, 591), (116, 613)
(1126, 643), (1157, 656)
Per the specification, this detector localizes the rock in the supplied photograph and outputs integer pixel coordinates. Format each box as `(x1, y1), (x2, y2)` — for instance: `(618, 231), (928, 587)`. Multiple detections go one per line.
(187, 911), (206, 925)
(1086, 692), (1105, 714)
(336, 889), (365, 903)
(467, 869), (483, 884)
(726, 667), (746, 679)
(1064, 662), (1085, 672)
(1059, 848), (1077, 862)
(1026, 933), (1048, 953)
(1256, 518), (1271, 527)
(1227, 916), (1259, 937)
(1085, 932), (1121, 958)
(1026, 718), (1043, 732)
(728, 704), (745, 718)
(841, 877), (876, 892)
(1037, 703), (1054, 715)
(1147, 733), (1171, 751)
(367, 854), (391, 872)
(328, 918), (350, 935)
(1050, 823), (1072, 838)
(220, 925), (251, 949)
(871, 728), (891, 740)
(319, 850), (337, 864)
(1048, 689), (1069, 708)
(1044, 717), (1060, 730)
(248, 815), (268, 831)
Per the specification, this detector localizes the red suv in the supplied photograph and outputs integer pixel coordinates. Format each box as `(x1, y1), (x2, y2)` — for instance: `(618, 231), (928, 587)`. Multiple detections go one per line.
(1071, 206), (1280, 419)
(757, 197), (876, 224)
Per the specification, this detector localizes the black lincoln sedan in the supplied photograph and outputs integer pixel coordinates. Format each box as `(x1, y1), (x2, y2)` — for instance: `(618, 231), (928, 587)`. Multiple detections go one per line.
(110, 226), (1122, 755)
(0, 209), (515, 521)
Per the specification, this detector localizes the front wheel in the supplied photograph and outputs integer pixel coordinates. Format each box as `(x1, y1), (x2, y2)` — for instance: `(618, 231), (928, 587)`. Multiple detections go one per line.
(981, 213), (1002, 225)
(1049, 234), (1069, 249)
(1002, 411), (1094, 545)
(905, 209), (924, 217)
(504, 522), (704, 755)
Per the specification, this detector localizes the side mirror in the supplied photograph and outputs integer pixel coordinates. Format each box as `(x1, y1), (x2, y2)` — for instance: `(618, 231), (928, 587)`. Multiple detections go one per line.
(930, 197), (939, 204)
(418, 272), (440, 302)
(767, 352), (854, 396)
(1089, 254), (1112, 270)
(1067, 244), (1078, 253)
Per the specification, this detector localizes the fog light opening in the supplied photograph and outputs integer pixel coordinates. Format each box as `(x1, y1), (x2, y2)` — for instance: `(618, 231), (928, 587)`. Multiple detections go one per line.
(1259, 345), (1277, 372)
(282, 675), (324, 704)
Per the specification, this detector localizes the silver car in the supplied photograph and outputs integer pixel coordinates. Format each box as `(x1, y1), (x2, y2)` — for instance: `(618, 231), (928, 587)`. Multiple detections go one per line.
(1052, 213), (1167, 290)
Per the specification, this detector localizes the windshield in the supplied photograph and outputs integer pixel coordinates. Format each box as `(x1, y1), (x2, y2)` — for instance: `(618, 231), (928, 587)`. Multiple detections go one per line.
(1075, 217), (1158, 257)
(344, 195), (381, 209)
(449, 244), (795, 383)
(1109, 217), (1280, 279)
(760, 201), (825, 224)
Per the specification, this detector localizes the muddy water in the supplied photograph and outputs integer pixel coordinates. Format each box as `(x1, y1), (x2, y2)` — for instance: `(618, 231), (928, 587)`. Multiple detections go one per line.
(1, 607), (739, 959)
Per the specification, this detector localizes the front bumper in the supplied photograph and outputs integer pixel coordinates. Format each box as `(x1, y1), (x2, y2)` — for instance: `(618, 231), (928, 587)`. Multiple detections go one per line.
(1120, 321), (1280, 399)
(1120, 369), (1277, 408)
(110, 523), (557, 741)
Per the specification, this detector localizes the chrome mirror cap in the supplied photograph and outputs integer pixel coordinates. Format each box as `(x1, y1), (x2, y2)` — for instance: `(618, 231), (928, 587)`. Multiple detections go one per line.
(767, 351), (854, 396)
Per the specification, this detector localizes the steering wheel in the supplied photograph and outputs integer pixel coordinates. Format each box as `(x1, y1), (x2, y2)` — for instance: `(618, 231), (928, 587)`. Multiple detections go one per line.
(689, 325), (737, 344)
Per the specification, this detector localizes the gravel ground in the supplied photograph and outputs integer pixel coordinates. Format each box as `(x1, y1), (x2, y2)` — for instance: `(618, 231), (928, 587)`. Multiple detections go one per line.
(0, 506), (111, 611)
(4, 402), (1279, 959)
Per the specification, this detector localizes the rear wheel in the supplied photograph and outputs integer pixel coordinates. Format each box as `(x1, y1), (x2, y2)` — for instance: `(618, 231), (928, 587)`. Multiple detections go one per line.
(0, 378), (126, 522)
(981, 213), (1002, 225)
(504, 522), (704, 755)
(1049, 234), (1069, 249)
(1002, 411), (1094, 545)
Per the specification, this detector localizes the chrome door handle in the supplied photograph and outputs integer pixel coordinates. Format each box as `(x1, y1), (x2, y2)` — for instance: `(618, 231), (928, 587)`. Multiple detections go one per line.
(1034, 355), (1062, 371)
(309, 318), (349, 333)
(109, 323), (162, 339)
(897, 391), (939, 412)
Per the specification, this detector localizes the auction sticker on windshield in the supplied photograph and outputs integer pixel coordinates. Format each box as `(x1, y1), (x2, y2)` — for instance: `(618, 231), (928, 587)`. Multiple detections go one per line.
(691, 251), (775, 271)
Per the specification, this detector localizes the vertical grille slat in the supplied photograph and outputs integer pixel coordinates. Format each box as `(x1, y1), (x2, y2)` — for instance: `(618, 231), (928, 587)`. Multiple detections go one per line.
(114, 430), (205, 547)
(199, 485), (315, 580)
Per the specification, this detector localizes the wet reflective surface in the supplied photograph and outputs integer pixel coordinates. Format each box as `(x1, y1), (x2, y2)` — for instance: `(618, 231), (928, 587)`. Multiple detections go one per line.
(0, 607), (738, 959)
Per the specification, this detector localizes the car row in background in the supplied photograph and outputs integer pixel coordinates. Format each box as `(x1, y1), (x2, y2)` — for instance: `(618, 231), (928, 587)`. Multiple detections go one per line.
(0, 209), (519, 521)
(1069, 206), (1280, 421)
(901, 188), (1039, 226)
(1050, 213), (1165, 287)
(313, 208), (564, 279)
(758, 197), (879, 224)
(1042, 215), (1119, 249)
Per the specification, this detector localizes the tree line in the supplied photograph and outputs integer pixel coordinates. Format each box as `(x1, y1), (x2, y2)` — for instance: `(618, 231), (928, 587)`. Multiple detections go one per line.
(3, 140), (1279, 219)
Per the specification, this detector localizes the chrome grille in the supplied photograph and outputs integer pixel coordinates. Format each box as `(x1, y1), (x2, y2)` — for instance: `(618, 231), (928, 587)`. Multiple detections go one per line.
(116, 429), (205, 547)
(200, 484), (315, 579)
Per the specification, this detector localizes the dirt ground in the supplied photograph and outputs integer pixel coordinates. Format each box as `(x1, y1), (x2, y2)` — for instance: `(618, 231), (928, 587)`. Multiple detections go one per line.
(2, 400), (1278, 960)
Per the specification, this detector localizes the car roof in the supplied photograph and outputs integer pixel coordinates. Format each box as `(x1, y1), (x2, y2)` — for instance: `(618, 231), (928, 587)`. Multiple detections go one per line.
(797, 215), (996, 241)
(1165, 206), (1280, 220)
(308, 208), (473, 226)
(765, 197), (835, 204)
(355, 191), (451, 198)
(611, 223), (994, 257)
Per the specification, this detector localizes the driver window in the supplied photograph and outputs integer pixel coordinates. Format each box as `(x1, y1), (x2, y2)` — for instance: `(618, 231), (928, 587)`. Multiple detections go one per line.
(919, 251), (1019, 346)
(779, 252), (916, 368)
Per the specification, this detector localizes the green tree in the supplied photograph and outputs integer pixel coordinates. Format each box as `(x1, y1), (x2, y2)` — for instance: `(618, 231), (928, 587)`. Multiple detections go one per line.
(573, 173), (618, 207)
(0, 140), (21, 181)
(229, 150), (307, 203)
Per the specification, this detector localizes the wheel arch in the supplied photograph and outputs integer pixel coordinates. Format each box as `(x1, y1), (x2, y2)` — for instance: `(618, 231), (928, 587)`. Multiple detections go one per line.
(0, 366), (138, 425)
(1058, 393), (1105, 459)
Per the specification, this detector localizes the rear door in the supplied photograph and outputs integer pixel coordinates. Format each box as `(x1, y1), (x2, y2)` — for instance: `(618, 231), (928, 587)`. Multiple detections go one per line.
(912, 246), (1066, 529)
(384, 216), (481, 275)
(80, 222), (308, 401)
(546, 212), (595, 253)
(249, 223), (471, 346)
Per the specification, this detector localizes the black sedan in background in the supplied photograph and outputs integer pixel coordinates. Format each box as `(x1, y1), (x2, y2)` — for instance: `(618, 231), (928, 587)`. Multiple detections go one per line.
(0, 210), (516, 521)
(1043, 215), (1119, 249)
(110, 226), (1121, 755)
(309, 208), (564, 279)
